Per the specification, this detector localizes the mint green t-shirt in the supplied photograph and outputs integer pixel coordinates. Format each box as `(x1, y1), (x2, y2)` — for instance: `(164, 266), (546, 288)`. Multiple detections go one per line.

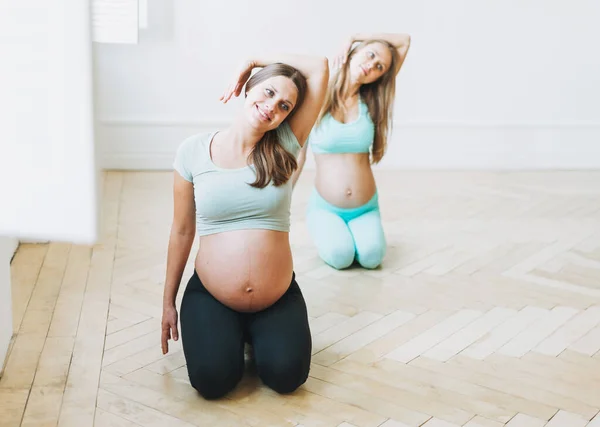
(173, 122), (301, 237)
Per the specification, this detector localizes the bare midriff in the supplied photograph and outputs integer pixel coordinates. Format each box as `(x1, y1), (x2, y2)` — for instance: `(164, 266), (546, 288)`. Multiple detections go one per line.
(314, 152), (376, 208)
(194, 229), (293, 312)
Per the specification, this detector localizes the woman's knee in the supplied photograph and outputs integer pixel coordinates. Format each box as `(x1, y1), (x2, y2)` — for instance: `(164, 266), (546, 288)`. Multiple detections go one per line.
(320, 242), (355, 269)
(350, 214), (386, 269)
(356, 242), (386, 269)
(256, 354), (310, 394)
(187, 360), (243, 400)
(306, 209), (355, 269)
(309, 226), (355, 269)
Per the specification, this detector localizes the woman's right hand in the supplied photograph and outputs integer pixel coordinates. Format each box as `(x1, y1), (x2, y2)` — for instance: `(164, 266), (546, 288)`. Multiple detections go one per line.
(220, 60), (257, 104)
(161, 305), (179, 355)
(333, 38), (355, 70)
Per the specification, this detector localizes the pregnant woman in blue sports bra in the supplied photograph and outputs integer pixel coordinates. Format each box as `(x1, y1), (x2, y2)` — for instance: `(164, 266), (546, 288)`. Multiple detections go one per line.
(292, 33), (411, 270)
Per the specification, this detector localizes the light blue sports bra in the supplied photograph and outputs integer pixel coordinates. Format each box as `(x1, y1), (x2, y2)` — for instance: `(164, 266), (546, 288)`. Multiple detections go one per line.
(309, 98), (375, 154)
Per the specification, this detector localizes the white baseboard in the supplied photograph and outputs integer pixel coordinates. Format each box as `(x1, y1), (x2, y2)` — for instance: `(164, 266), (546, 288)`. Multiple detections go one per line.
(0, 237), (18, 376)
(97, 119), (600, 170)
(4, 238), (18, 262)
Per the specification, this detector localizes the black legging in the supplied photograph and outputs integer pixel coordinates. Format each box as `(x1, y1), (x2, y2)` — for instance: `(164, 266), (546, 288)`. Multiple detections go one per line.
(179, 270), (312, 399)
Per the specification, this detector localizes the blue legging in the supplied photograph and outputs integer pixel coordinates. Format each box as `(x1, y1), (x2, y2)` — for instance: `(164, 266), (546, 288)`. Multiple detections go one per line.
(306, 189), (386, 270)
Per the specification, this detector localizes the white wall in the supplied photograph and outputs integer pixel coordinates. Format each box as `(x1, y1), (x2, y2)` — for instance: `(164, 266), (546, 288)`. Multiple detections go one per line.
(94, 0), (600, 170)
(0, 1), (99, 245)
(0, 237), (18, 374)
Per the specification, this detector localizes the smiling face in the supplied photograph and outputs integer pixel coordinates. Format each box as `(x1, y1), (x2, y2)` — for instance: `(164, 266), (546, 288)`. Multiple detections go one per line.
(244, 75), (299, 132)
(348, 41), (393, 85)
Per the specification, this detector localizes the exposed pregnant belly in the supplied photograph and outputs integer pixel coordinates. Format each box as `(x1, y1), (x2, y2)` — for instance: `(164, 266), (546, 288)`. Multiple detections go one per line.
(194, 229), (294, 312)
(314, 153), (377, 208)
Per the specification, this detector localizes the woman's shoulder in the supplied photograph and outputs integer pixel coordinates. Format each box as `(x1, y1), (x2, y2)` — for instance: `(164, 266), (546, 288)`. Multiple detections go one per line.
(173, 131), (215, 182)
(179, 131), (214, 152)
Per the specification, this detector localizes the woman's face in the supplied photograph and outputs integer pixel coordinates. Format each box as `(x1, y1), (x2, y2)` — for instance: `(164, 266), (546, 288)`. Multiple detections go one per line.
(348, 42), (393, 84)
(244, 75), (298, 132)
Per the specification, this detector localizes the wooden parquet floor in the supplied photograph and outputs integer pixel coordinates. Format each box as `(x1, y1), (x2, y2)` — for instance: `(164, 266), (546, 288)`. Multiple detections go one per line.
(2, 170), (600, 427)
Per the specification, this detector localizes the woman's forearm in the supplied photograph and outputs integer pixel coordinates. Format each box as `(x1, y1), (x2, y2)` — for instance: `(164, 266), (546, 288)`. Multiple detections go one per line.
(351, 32), (411, 48)
(251, 53), (328, 80)
(163, 231), (195, 308)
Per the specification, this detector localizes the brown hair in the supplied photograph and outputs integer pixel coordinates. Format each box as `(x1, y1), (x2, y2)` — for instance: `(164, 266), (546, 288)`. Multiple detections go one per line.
(244, 63), (307, 188)
(318, 39), (400, 163)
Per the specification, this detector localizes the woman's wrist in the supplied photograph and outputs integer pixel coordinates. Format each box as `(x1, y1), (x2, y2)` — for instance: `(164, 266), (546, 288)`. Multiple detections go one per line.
(162, 294), (177, 310)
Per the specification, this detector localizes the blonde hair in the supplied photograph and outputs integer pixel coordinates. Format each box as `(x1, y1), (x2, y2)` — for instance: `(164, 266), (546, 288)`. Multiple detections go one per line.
(244, 63), (307, 188)
(318, 39), (400, 163)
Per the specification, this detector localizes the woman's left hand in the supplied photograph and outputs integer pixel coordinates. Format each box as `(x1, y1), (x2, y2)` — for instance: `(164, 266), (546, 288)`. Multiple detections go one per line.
(220, 60), (257, 104)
